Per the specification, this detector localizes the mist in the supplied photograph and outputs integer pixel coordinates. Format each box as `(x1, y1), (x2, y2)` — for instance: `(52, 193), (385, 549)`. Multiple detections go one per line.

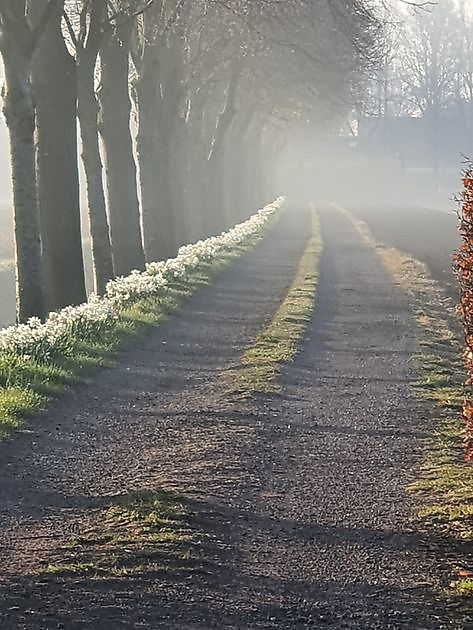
(1, 1), (473, 627)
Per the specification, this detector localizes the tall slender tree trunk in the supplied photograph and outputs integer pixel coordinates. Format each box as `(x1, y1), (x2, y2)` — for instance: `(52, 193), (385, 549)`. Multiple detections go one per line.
(187, 94), (209, 238)
(2, 49), (45, 322)
(77, 56), (114, 294)
(171, 113), (191, 246)
(99, 26), (145, 276)
(225, 104), (257, 223)
(135, 46), (177, 262)
(159, 32), (187, 247)
(174, 111), (203, 243)
(225, 137), (248, 223)
(206, 157), (227, 232)
(431, 104), (440, 189)
(250, 127), (265, 207)
(188, 138), (207, 239)
(206, 63), (242, 233)
(155, 118), (176, 252)
(264, 135), (286, 203)
(30, 0), (87, 311)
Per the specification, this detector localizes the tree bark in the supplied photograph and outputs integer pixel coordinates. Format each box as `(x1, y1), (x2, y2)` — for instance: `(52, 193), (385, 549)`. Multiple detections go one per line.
(206, 63), (242, 233)
(30, 0), (87, 311)
(99, 25), (145, 276)
(225, 103), (257, 223)
(249, 125), (265, 208)
(187, 92), (210, 238)
(1, 46), (45, 322)
(135, 44), (177, 262)
(170, 113), (190, 246)
(77, 54), (114, 294)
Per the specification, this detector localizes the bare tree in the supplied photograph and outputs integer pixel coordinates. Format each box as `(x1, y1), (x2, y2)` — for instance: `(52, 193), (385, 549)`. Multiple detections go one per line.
(132, 0), (184, 262)
(99, 16), (146, 276)
(0, 0), (60, 321)
(63, 0), (115, 295)
(29, 0), (87, 312)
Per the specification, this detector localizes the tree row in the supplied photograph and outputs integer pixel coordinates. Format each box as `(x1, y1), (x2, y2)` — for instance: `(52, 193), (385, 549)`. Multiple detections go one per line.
(0, 0), (380, 322)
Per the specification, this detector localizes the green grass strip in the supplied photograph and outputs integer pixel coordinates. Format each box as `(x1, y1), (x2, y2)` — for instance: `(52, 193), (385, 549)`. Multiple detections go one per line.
(0, 216), (280, 440)
(44, 488), (199, 580)
(227, 208), (322, 398)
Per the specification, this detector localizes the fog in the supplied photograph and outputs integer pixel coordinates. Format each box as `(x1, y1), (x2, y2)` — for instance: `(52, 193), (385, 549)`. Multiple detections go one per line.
(0, 0), (470, 326)
(276, 135), (461, 213)
(0, 118), (12, 213)
(0, 4), (472, 623)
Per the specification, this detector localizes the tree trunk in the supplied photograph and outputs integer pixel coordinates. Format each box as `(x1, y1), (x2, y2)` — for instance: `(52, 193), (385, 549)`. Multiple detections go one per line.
(30, 0), (87, 311)
(177, 115), (204, 244)
(155, 119), (176, 253)
(77, 55), (114, 294)
(99, 26), (145, 276)
(250, 127), (265, 207)
(225, 104), (257, 223)
(187, 93), (209, 238)
(225, 137), (248, 223)
(1, 49), (45, 322)
(206, 157), (227, 232)
(430, 104), (440, 189)
(135, 46), (177, 262)
(206, 64), (242, 233)
(159, 33), (188, 247)
(169, 115), (187, 246)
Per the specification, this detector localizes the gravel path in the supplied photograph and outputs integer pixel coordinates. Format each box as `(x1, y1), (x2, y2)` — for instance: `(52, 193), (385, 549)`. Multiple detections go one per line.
(0, 206), (468, 629)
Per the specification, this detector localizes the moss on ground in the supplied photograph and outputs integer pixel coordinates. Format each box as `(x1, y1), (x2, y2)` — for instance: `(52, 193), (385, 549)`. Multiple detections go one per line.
(452, 577), (473, 596)
(226, 208), (322, 398)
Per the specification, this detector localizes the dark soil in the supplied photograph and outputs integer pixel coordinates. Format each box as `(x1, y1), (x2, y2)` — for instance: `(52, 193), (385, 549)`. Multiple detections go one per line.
(350, 206), (459, 300)
(0, 207), (469, 629)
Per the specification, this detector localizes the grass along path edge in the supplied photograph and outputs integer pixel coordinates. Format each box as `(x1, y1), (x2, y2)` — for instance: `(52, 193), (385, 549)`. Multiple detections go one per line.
(226, 206), (322, 398)
(340, 205), (473, 596)
(0, 201), (283, 439)
(43, 487), (199, 580)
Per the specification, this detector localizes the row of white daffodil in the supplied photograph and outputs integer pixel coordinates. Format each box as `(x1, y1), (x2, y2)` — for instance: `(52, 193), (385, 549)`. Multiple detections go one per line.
(0, 198), (284, 361)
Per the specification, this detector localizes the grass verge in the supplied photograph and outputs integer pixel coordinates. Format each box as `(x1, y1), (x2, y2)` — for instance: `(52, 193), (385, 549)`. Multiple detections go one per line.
(0, 223), (278, 439)
(226, 207), (322, 398)
(44, 488), (199, 580)
(341, 206), (473, 590)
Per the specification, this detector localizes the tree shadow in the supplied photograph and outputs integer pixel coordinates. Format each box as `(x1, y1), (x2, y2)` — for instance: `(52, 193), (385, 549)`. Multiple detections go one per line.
(0, 493), (470, 629)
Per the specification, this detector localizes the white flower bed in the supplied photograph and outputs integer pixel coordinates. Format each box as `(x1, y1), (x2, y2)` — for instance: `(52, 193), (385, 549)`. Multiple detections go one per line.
(0, 198), (284, 361)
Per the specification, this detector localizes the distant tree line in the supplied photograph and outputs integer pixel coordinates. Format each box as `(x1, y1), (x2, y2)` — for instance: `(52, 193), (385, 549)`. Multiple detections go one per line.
(0, 0), (380, 323)
(361, 0), (473, 175)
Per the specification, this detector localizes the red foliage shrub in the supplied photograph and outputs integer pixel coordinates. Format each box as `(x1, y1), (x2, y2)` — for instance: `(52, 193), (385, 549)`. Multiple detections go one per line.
(454, 167), (473, 461)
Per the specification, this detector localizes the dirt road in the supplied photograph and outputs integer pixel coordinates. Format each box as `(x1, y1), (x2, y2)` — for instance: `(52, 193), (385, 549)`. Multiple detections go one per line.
(0, 206), (468, 629)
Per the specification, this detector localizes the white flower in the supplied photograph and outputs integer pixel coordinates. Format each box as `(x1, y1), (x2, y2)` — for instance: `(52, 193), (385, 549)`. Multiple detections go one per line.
(0, 198), (285, 361)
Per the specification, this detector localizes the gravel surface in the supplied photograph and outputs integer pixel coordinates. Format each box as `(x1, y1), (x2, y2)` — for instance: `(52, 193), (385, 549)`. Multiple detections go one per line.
(349, 206), (459, 299)
(0, 206), (468, 629)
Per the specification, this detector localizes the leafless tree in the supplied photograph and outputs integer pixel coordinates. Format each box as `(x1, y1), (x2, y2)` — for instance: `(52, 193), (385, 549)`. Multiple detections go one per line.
(0, 0), (60, 321)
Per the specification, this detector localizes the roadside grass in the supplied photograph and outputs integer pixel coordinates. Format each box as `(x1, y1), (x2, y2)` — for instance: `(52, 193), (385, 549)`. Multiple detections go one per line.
(44, 488), (199, 580)
(0, 228), (276, 439)
(342, 206), (473, 589)
(226, 208), (322, 398)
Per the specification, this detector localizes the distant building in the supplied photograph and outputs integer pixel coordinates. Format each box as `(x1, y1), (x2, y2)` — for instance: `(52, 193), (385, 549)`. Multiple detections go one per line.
(357, 112), (473, 168)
